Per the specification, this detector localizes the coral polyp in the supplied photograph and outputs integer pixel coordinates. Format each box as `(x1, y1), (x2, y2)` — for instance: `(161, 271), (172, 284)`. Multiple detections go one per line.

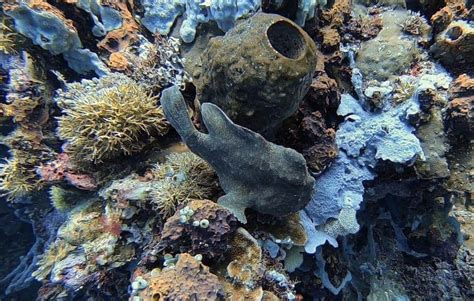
(57, 79), (169, 163)
(151, 152), (216, 218)
(0, 154), (41, 199)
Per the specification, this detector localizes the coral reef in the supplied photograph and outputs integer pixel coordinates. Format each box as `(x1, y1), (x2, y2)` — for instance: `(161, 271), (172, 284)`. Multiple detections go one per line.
(4, 1), (108, 76)
(161, 85), (315, 223)
(141, 0), (260, 43)
(159, 199), (238, 260)
(56, 74), (169, 163)
(1, 0), (473, 300)
(194, 12), (317, 133)
(133, 253), (225, 300)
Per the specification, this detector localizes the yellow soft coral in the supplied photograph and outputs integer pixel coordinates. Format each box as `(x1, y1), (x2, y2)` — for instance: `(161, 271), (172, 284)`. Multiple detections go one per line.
(0, 20), (17, 55)
(0, 155), (40, 199)
(57, 80), (169, 163)
(151, 152), (216, 218)
(32, 240), (76, 281)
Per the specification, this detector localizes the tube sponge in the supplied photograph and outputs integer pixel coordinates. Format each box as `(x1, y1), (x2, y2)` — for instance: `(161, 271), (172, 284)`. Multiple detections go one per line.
(56, 75), (169, 163)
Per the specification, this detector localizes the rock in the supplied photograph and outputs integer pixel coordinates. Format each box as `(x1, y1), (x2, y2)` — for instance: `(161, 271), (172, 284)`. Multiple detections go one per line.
(160, 85), (315, 223)
(194, 13), (317, 133)
(159, 200), (238, 260)
(356, 10), (421, 81)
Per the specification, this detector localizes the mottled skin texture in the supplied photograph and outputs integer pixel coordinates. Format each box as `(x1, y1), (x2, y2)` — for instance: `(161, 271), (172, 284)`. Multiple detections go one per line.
(161, 86), (315, 223)
(194, 13), (317, 133)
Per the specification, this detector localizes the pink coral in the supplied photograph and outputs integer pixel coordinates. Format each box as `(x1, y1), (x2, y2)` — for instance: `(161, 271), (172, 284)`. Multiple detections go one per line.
(37, 153), (96, 190)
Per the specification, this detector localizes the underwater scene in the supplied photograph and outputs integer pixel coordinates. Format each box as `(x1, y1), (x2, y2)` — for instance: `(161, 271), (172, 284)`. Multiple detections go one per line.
(0, 0), (472, 300)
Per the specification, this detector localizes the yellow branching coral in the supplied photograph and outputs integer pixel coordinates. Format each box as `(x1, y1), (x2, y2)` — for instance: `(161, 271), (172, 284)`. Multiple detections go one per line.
(32, 240), (76, 281)
(151, 152), (216, 218)
(0, 128), (54, 200)
(0, 154), (41, 199)
(393, 77), (417, 105)
(0, 20), (17, 55)
(57, 79), (169, 163)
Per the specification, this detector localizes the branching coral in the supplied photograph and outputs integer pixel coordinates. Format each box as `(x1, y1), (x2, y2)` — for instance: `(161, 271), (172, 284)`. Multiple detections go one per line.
(151, 152), (216, 218)
(0, 154), (42, 199)
(32, 241), (76, 281)
(0, 19), (18, 54)
(57, 77), (169, 163)
(124, 36), (189, 93)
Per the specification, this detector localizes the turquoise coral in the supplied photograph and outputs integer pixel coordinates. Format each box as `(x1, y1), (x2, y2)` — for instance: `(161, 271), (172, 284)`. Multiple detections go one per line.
(141, 0), (261, 43)
(4, 1), (108, 75)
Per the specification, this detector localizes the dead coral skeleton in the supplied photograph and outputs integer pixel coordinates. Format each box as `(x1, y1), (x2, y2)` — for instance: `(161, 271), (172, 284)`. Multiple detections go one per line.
(124, 36), (189, 93)
(401, 13), (430, 36)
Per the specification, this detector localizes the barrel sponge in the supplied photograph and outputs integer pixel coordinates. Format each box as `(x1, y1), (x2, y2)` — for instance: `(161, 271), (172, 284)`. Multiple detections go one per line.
(56, 75), (169, 163)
